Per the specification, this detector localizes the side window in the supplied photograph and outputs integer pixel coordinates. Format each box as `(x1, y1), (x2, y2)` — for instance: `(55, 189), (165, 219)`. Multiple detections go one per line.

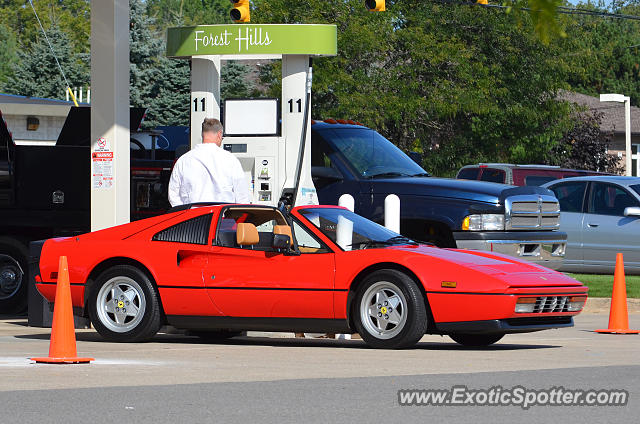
(152, 213), (212, 245)
(524, 175), (556, 186)
(549, 182), (587, 213)
(589, 183), (638, 216)
(311, 135), (342, 189)
(311, 135), (336, 168)
(216, 207), (287, 251)
(457, 168), (480, 180)
(292, 220), (330, 254)
(480, 169), (505, 183)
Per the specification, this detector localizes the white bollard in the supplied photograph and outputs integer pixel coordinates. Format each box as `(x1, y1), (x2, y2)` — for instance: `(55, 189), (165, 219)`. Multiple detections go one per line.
(336, 215), (353, 251)
(338, 193), (355, 212)
(385, 194), (400, 233)
(337, 194), (354, 250)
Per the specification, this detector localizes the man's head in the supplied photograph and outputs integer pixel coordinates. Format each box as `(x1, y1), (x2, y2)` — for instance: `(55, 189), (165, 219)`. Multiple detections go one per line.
(202, 118), (223, 146)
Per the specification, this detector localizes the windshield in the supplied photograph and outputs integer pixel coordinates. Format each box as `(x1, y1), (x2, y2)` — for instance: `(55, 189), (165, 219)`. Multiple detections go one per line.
(323, 128), (427, 178)
(298, 207), (417, 251)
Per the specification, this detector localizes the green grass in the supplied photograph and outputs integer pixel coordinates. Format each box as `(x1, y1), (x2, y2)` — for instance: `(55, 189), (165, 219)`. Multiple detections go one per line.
(567, 274), (640, 298)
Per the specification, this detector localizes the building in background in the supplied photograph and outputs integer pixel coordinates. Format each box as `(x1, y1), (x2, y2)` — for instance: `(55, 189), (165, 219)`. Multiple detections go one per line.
(0, 93), (83, 145)
(562, 91), (640, 176)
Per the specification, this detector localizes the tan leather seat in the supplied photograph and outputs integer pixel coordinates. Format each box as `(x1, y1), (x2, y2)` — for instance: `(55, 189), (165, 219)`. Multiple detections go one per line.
(273, 225), (294, 247)
(236, 223), (259, 246)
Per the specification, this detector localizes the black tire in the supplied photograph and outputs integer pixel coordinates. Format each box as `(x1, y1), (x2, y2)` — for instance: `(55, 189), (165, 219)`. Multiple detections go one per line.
(0, 240), (29, 315)
(88, 265), (162, 342)
(188, 330), (245, 341)
(352, 269), (427, 349)
(449, 333), (504, 347)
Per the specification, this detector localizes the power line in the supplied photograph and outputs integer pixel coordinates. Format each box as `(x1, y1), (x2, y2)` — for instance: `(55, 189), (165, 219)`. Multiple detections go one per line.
(27, 0), (79, 106)
(438, 0), (640, 21)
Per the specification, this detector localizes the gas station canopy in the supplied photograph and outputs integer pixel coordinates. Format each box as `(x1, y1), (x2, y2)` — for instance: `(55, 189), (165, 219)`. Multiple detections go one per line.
(166, 24), (337, 58)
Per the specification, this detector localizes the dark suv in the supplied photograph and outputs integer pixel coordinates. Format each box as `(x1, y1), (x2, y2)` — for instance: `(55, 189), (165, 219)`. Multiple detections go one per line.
(457, 163), (611, 187)
(310, 121), (566, 269)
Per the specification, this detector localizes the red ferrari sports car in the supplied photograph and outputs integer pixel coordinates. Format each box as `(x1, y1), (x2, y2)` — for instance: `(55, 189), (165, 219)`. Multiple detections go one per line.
(33, 204), (588, 349)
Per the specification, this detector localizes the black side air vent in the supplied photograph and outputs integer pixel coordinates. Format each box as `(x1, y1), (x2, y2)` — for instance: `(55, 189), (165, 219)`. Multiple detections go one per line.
(152, 214), (212, 245)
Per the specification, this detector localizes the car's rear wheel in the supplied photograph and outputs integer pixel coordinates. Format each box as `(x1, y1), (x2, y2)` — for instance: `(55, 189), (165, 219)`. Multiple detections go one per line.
(353, 269), (427, 349)
(449, 333), (504, 347)
(88, 265), (161, 342)
(0, 241), (29, 315)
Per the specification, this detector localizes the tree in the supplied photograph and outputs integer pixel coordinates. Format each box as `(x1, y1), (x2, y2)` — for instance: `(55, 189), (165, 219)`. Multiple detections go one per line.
(0, 24), (18, 85)
(0, 0), (90, 54)
(129, 0), (190, 128)
(2, 26), (89, 99)
(549, 110), (622, 173)
(146, 0), (230, 28)
(559, 1), (640, 107)
(253, 0), (575, 176)
(132, 0), (255, 127)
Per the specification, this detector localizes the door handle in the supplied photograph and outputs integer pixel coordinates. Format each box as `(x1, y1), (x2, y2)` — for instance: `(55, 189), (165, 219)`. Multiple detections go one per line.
(587, 223), (599, 228)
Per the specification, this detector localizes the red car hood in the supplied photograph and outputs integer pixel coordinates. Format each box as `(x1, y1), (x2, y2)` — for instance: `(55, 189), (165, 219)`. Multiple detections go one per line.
(392, 245), (583, 288)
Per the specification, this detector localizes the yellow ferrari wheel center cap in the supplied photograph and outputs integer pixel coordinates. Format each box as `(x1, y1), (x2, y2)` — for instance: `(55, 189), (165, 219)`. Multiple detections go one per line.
(117, 301), (124, 308)
(381, 306), (387, 314)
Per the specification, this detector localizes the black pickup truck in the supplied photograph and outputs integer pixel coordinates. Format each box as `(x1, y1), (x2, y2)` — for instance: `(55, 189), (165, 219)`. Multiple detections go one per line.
(310, 120), (567, 266)
(0, 107), (173, 313)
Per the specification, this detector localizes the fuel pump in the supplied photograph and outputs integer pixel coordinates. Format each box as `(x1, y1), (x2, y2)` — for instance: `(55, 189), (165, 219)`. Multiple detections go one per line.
(166, 24), (337, 207)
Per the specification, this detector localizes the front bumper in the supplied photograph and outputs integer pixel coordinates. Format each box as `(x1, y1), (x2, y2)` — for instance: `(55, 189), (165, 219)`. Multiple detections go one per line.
(435, 316), (574, 335)
(453, 231), (567, 270)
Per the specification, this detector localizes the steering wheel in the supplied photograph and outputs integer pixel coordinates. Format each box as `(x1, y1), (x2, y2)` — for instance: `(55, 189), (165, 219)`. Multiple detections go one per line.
(130, 138), (146, 151)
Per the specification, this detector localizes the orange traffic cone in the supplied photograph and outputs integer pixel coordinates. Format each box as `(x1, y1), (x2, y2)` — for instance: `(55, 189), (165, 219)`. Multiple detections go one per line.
(30, 256), (94, 363)
(596, 253), (639, 335)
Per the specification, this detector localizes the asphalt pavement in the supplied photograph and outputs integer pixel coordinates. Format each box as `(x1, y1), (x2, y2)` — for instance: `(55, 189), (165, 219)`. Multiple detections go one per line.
(1, 313), (638, 423)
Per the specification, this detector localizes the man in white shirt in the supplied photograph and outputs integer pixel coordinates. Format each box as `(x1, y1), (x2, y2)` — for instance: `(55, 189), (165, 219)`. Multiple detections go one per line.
(168, 118), (251, 207)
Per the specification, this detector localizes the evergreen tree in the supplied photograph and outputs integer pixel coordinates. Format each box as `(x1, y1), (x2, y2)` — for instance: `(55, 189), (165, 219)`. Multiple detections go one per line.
(0, 24), (18, 86)
(222, 61), (256, 99)
(3, 26), (89, 100)
(130, 0), (256, 128)
(129, 0), (190, 128)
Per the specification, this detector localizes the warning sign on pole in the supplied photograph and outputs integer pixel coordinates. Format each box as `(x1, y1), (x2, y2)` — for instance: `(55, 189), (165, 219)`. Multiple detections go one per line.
(92, 137), (114, 189)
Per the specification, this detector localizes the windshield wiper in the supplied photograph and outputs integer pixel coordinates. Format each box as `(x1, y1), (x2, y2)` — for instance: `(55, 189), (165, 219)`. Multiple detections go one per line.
(348, 236), (418, 249)
(347, 240), (392, 249)
(411, 172), (430, 177)
(366, 172), (411, 179)
(385, 235), (419, 245)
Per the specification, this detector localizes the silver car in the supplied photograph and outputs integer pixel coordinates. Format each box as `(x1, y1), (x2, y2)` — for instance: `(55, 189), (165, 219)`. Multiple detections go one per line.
(542, 176), (640, 274)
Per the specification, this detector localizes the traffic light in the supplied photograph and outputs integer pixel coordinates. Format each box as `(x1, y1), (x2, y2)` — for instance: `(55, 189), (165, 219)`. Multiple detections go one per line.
(230, 0), (250, 23)
(365, 0), (385, 12)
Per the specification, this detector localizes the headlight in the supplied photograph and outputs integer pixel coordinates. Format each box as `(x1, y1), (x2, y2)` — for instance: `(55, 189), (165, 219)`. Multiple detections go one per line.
(567, 296), (587, 312)
(462, 214), (505, 231)
(515, 297), (537, 313)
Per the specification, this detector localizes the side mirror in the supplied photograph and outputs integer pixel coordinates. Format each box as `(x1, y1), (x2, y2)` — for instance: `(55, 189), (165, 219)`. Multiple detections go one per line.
(311, 166), (343, 182)
(272, 234), (291, 251)
(624, 206), (640, 217)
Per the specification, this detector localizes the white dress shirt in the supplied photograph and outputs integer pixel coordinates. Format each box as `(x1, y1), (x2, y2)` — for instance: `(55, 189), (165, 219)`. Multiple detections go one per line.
(168, 143), (251, 207)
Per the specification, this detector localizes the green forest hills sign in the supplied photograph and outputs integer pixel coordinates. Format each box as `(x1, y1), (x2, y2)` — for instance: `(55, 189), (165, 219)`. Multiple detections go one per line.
(166, 24), (337, 57)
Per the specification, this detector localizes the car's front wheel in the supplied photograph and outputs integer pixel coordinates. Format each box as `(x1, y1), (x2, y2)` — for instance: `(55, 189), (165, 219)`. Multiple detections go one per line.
(88, 265), (162, 342)
(353, 269), (427, 349)
(449, 333), (504, 347)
